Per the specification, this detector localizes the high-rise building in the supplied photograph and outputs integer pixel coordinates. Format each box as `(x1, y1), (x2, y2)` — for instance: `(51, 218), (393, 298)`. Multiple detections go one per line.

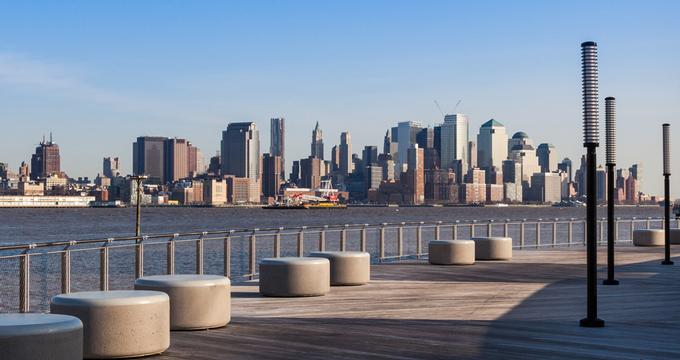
(508, 132), (540, 185)
(270, 118), (285, 179)
(405, 145), (424, 204)
(290, 160), (300, 185)
(530, 172), (562, 203)
(133, 136), (165, 184)
(30, 134), (61, 180)
(339, 132), (352, 176)
(468, 141), (477, 170)
(477, 119), (508, 171)
(311, 122), (324, 160)
(330, 145), (340, 172)
(221, 122), (260, 182)
(416, 127), (434, 149)
(383, 130), (392, 156)
(397, 121), (422, 168)
(187, 142), (204, 176)
(440, 114), (469, 172)
(300, 156), (323, 189)
(262, 153), (283, 199)
(164, 138), (189, 183)
(536, 143), (558, 173)
(508, 131), (533, 154)
(558, 158), (573, 182)
(362, 146), (378, 166)
(103, 157), (120, 178)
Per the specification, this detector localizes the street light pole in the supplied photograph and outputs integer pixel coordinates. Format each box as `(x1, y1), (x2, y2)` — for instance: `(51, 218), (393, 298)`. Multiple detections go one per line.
(580, 41), (605, 328)
(603, 97), (619, 285)
(662, 124), (674, 265)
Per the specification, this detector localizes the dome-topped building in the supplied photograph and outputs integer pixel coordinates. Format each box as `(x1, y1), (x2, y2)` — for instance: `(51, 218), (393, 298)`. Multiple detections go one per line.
(508, 131), (533, 154)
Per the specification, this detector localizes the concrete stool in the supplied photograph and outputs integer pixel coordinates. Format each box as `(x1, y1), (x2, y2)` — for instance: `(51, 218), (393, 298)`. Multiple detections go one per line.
(51, 290), (170, 359)
(134, 274), (230, 330)
(259, 257), (330, 297)
(0, 313), (83, 360)
(633, 229), (665, 246)
(473, 237), (513, 260)
(428, 240), (475, 265)
(309, 251), (370, 285)
(670, 229), (680, 245)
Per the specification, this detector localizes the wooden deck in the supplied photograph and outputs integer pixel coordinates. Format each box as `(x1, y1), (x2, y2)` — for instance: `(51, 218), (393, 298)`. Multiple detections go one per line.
(157, 247), (680, 359)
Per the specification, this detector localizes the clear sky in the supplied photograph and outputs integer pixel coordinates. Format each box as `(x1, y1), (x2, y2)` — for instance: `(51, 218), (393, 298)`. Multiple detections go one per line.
(1, 1), (678, 196)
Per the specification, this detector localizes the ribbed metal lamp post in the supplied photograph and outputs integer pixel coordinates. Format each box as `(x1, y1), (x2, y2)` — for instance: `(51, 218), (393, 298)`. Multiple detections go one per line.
(579, 41), (605, 328)
(662, 124), (674, 265)
(603, 97), (619, 285)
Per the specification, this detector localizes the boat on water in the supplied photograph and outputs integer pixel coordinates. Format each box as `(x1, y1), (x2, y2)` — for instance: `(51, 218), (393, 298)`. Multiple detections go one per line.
(263, 180), (347, 210)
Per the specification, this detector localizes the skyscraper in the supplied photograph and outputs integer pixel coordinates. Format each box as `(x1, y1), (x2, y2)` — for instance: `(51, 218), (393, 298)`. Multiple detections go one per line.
(406, 145), (425, 204)
(476, 119), (508, 170)
(103, 157), (120, 178)
(164, 138), (189, 183)
(311, 122), (324, 160)
(30, 134), (60, 180)
(270, 118), (285, 178)
(339, 132), (352, 176)
(468, 140), (477, 170)
(397, 121), (422, 168)
(262, 153), (283, 199)
(440, 114), (469, 172)
(537, 143), (558, 173)
(221, 122), (260, 181)
(133, 136), (165, 184)
(558, 158), (573, 182)
(362, 146), (379, 166)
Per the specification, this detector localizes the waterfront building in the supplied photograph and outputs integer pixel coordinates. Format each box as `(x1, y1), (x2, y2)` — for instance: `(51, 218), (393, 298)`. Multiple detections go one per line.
(440, 114), (469, 172)
(530, 172), (561, 203)
(221, 122), (260, 183)
(270, 118), (285, 178)
(207, 154), (221, 176)
(310, 121), (324, 160)
(339, 132), (353, 176)
(405, 145), (425, 204)
(203, 178), (227, 206)
(476, 119), (508, 171)
(19, 162), (29, 179)
(225, 176), (259, 203)
(596, 165), (607, 202)
(625, 175), (639, 204)
(262, 153), (283, 199)
(558, 158), (573, 182)
(459, 183), (486, 204)
(366, 165), (382, 191)
(487, 166), (503, 185)
(102, 157), (120, 178)
(30, 134), (61, 180)
(300, 156), (323, 190)
(508, 142), (540, 185)
(486, 184), (504, 203)
(537, 143), (558, 173)
(187, 142), (203, 177)
(465, 167), (486, 184)
(133, 136), (166, 184)
(397, 121), (422, 168)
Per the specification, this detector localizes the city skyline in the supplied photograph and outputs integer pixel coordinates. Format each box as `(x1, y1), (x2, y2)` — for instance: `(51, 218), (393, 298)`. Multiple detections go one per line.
(0, 1), (678, 195)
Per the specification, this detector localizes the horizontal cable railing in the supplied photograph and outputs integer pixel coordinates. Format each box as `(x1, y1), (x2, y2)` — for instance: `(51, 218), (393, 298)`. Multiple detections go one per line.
(0, 216), (675, 313)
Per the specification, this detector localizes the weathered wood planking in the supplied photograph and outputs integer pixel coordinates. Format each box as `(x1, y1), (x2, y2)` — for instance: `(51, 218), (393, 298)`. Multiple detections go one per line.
(156, 247), (680, 359)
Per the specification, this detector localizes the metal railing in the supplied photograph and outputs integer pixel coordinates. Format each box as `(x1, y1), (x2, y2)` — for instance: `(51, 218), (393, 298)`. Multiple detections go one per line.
(0, 216), (674, 313)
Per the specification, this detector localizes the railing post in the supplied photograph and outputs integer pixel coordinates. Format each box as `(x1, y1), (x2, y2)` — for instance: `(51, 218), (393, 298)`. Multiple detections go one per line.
(583, 219), (587, 245)
(536, 220), (541, 248)
(297, 226), (306, 257)
(19, 250), (31, 313)
(599, 218), (605, 245)
(435, 221), (441, 240)
(341, 224), (348, 251)
(167, 234), (177, 275)
(487, 221), (493, 237)
(471, 220), (476, 238)
(452, 221), (458, 240)
(135, 236), (146, 279)
(61, 242), (74, 294)
(360, 224), (368, 253)
(379, 223), (386, 261)
(397, 222), (405, 258)
(224, 231), (233, 278)
(100, 240), (110, 291)
(319, 225), (327, 251)
(614, 217), (620, 243)
(503, 219), (509, 238)
(552, 219), (557, 247)
(520, 219), (526, 248)
(416, 222), (423, 258)
(568, 219), (574, 246)
(196, 232), (206, 275)
(275, 227), (283, 257)
(647, 217), (652, 229)
(630, 217), (635, 241)
(249, 229), (258, 280)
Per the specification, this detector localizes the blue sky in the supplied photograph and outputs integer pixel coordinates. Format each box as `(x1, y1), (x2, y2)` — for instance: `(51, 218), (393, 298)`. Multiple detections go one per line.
(0, 1), (678, 195)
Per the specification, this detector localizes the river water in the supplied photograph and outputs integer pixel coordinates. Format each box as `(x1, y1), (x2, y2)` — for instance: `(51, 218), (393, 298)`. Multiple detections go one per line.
(0, 206), (664, 246)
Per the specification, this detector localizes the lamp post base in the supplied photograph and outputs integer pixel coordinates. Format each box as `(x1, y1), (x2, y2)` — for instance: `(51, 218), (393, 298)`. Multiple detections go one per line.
(580, 317), (605, 328)
(602, 279), (619, 286)
(661, 260), (674, 265)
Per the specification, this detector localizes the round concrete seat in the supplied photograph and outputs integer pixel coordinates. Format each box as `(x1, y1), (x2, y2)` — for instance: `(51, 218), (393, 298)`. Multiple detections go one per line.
(670, 229), (680, 245)
(134, 274), (230, 330)
(0, 313), (83, 360)
(428, 240), (475, 265)
(472, 237), (513, 260)
(633, 229), (665, 246)
(259, 257), (330, 297)
(50, 290), (169, 359)
(309, 251), (370, 285)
